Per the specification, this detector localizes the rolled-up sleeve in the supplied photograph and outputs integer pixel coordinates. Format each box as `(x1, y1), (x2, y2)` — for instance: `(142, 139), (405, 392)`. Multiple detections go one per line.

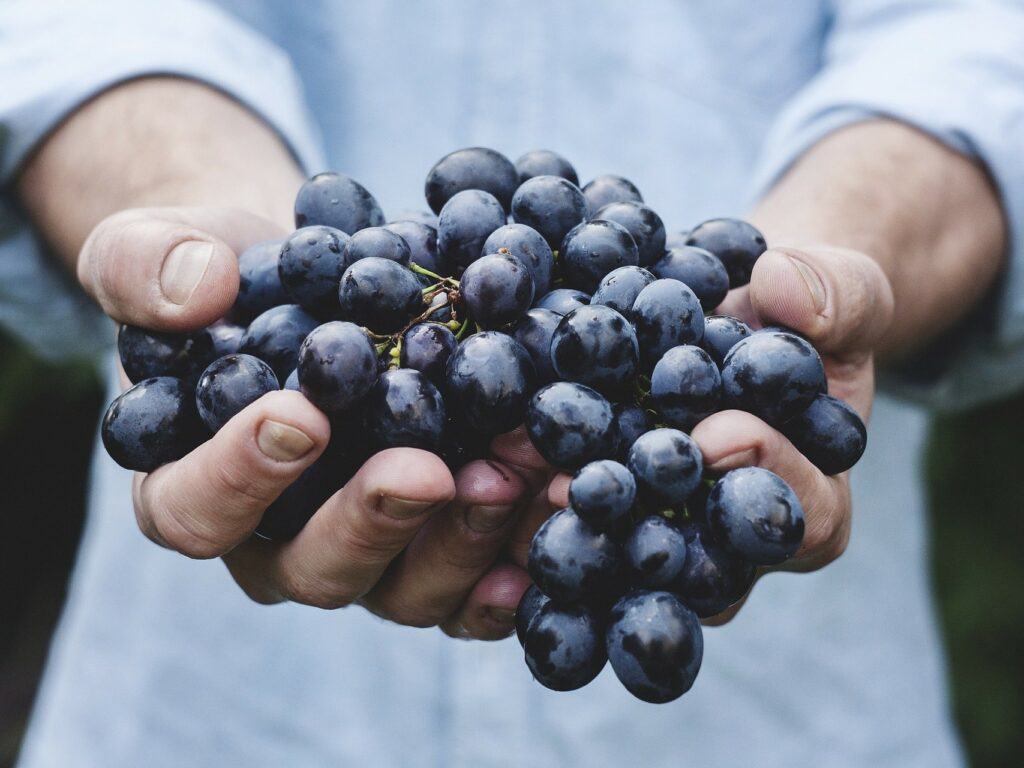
(749, 0), (1024, 410)
(0, 0), (325, 361)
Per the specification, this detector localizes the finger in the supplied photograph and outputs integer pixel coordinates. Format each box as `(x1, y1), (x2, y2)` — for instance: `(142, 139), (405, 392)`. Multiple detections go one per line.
(490, 425), (553, 493)
(547, 472), (570, 509)
(439, 563), (532, 641)
(691, 409), (851, 573)
(506, 486), (560, 569)
(359, 459), (529, 627)
(224, 449), (456, 609)
(78, 206), (285, 330)
(748, 246), (894, 356)
(135, 390), (329, 559)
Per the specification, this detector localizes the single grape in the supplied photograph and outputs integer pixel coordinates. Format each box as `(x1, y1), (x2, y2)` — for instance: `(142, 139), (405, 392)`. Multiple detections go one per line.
(425, 147), (519, 214)
(515, 584), (550, 646)
(278, 225), (351, 317)
(560, 220), (639, 293)
(400, 322), (458, 387)
(528, 507), (622, 603)
(341, 226), (412, 267)
(701, 315), (752, 367)
(592, 201), (666, 267)
(671, 521), (756, 618)
(515, 149), (579, 186)
(685, 218), (767, 288)
(611, 403), (654, 461)
(238, 304), (320, 382)
(388, 210), (438, 228)
(534, 288), (590, 316)
(568, 459), (636, 529)
(384, 220), (448, 275)
(511, 175), (588, 250)
(337, 257), (425, 334)
(283, 368), (300, 391)
(233, 240), (289, 322)
(460, 252), (535, 328)
(436, 189), (507, 273)
(297, 321), (378, 413)
(706, 467), (805, 565)
(781, 393), (867, 475)
(549, 304), (639, 398)
(364, 369), (446, 452)
(294, 172), (384, 233)
(195, 354), (279, 432)
(482, 223), (554, 297)
(525, 381), (614, 470)
(651, 246), (729, 310)
(720, 330), (825, 427)
(650, 345), (721, 431)
(524, 602), (607, 692)
(101, 377), (207, 472)
(627, 428), (703, 510)
(590, 265), (656, 320)
(444, 331), (536, 434)
(606, 591), (703, 703)
(625, 516), (689, 589)
(438, 416), (492, 472)
(581, 174), (643, 216)
(117, 324), (217, 386)
(207, 320), (245, 358)
(512, 307), (562, 384)
(631, 279), (705, 367)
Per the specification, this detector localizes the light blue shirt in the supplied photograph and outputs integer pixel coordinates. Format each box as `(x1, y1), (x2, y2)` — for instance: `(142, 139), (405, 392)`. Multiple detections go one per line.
(3, 1), (1024, 766)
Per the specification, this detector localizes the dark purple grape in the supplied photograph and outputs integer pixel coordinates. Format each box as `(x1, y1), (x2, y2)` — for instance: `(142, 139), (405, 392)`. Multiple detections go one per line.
(569, 460), (636, 529)
(592, 201), (666, 267)
(534, 288), (590, 316)
(685, 218), (767, 288)
(444, 331), (536, 434)
(233, 240), (288, 322)
(337, 257), (424, 334)
(238, 304), (319, 382)
(781, 393), (867, 475)
(278, 225), (351, 317)
(671, 521), (756, 618)
(650, 345), (721, 431)
(297, 321), (378, 413)
(195, 354), (279, 432)
(528, 507), (622, 603)
(707, 467), (804, 565)
(511, 175), (588, 250)
(701, 315), (752, 367)
(525, 382), (614, 470)
(384, 220), (447, 275)
(117, 324), (217, 386)
(651, 246), (729, 310)
(364, 369), (446, 452)
(399, 322), (458, 387)
(101, 377), (207, 472)
(388, 210), (438, 228)
(606, 590), (703, 703)
(631, 279), (705, 367)
(341, 226), (411, 267)
(590, 265), (656, 320)
(425, 147), (519, 214)
(283, 368), (300, 391)
(513, 308), (561, 384)
(549, 305), (639, 398)
(482, 223), (554, 297)
(439, 416), (491, 472)
(560, 220), (639, 294)
(721, 330), (825, 427)
(460, 252), (534, 328)
(581, 175), (642, 217)
(625, 516), (689, 589)
(524, 602), (606, 692)
(294, 172), (384, 233)
(436, 189), (507, 273)
(207, 320), (245, 357)
(515, 149), (579, 186)
(627, 428), (702, 510)
(515, 583), (550, 646)
(612, 403), (654, 461)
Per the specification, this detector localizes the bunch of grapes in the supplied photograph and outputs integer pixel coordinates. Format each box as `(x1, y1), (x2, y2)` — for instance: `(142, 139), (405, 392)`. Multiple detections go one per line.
(102, 147), (867, 703)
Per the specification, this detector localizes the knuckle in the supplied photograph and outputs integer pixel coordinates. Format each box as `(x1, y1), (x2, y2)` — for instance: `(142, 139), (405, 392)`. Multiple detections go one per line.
(282, 571), (356, 610)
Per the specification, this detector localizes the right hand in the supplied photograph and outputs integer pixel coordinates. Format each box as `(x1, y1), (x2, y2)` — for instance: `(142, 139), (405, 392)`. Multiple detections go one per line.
(83, 206), (546, 640)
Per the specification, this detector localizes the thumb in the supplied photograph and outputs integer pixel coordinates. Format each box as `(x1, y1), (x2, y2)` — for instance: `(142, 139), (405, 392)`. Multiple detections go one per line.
(78, 206), (286, 331)
(748, 246), (894, 355)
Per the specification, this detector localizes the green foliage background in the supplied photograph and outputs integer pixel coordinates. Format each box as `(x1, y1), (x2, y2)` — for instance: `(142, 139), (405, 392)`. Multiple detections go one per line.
(0, 330), (1020, 766)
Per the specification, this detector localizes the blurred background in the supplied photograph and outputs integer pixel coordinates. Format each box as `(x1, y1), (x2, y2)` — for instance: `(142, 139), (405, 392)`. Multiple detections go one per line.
(0, 326), (1021, 768)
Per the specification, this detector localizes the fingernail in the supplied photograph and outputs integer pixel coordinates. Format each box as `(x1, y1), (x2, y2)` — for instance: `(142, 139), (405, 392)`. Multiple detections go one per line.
(465, 504), (516, 533)
(257, 420), (315, 462)
(788, 256), (826, 314)
(707, 447), (758, 473)
(161, 241), (214, 305)
(380, 496), (437, 520)
(486, 607), (516, 626)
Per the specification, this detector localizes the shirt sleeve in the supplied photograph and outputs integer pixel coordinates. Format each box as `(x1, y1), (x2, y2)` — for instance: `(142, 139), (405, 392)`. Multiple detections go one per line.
(0, 0), (327, 362)
(747, 0), (1024, 411)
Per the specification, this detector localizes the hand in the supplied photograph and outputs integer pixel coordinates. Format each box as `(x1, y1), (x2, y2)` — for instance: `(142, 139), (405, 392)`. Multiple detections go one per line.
(82, 206), (546, 640)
